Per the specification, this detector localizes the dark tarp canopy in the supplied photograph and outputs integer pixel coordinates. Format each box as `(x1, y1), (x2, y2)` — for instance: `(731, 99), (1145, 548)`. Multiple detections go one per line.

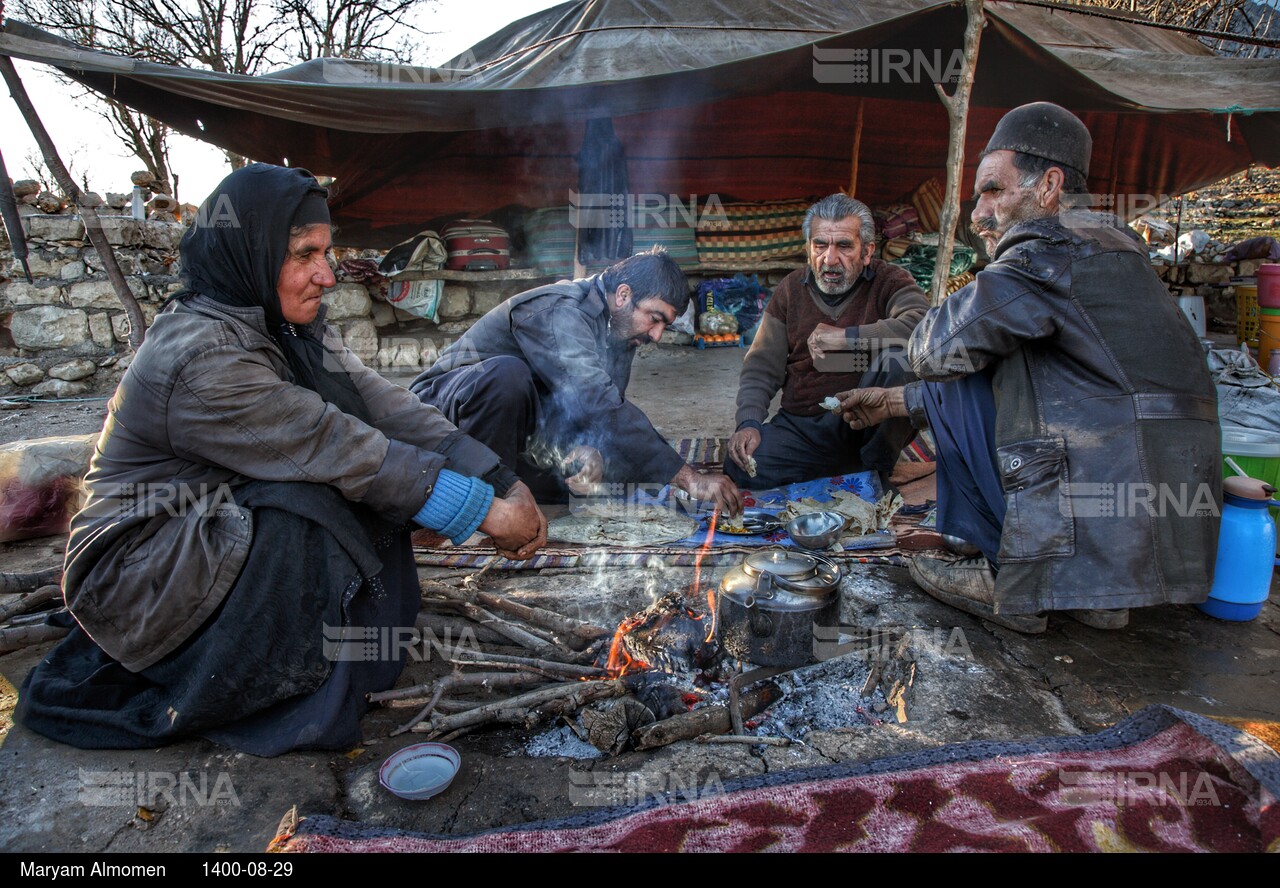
(2, 0), (1278, 247)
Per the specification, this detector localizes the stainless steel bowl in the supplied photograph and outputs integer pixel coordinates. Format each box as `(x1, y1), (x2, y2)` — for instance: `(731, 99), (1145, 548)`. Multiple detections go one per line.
(786, 511), (847, 549)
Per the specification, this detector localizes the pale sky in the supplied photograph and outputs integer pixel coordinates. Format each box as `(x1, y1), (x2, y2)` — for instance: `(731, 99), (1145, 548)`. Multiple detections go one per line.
(1, 0), (564, 204)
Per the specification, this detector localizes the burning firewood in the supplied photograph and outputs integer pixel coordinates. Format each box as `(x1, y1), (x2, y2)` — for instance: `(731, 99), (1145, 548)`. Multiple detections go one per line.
(603, 589), (720, 677)
(581, 697), (657, 755)
(632, 681), (783, 751)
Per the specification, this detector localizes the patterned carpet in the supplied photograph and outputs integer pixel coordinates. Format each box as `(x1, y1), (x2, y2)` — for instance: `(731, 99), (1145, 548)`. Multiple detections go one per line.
(270, 706), (1279, 853)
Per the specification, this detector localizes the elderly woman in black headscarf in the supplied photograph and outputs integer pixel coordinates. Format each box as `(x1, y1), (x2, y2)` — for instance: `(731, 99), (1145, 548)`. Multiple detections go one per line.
(16, 165), (546, 756)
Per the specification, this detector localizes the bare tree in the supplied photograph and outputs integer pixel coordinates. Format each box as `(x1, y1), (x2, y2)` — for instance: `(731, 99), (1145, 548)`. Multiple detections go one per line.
(279, 0), (431, 61)
(1067, 1), (1279, 56)
(16, 0), (437, 186)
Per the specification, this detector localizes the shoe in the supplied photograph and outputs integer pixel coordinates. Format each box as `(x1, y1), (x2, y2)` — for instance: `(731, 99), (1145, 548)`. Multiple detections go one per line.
(908, 555), (1048, 634)
(941, 534), (982, 557)
(1065, 608), (1129, 630)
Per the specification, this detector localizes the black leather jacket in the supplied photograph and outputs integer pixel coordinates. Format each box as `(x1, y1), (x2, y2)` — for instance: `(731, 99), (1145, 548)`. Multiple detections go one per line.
(906, 213), (1220, 614)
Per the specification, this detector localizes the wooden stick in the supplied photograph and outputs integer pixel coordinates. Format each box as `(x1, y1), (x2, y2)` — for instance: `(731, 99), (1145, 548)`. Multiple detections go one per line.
(0, 622), (70, 654)
(422, 579), (610, 645)
(6, 606), (67, 628)
(848, 96), (865, 196)
(449, 649), (604, 680)
(0, 57), (147, 347)
(633, 682), (783, 751)
(411, 680), (624, 735)
(0, 568), (62, 597)
(0, 584), (62, 623)
(414, 611), (510, 648)
(697, 734), (792, 747)
(388, 671), (547, 737)
(370, 670), (542, 704)
(929, 0), (985, 308)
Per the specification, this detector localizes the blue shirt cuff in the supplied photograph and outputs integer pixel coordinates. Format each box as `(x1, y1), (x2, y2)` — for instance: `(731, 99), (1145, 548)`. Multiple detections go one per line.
(413, 469), (495, 544)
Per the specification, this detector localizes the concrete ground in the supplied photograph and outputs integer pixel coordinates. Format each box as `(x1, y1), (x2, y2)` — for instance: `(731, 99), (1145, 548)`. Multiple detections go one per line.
(1, 342), (1277, 853)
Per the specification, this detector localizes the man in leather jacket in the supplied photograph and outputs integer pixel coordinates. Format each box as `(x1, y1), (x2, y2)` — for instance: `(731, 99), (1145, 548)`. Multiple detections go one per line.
(835, 103), (1220, 633)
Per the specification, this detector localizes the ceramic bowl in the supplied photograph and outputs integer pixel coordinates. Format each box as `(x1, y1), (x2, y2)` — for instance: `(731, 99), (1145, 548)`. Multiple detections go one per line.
(379, 742), (461, 801)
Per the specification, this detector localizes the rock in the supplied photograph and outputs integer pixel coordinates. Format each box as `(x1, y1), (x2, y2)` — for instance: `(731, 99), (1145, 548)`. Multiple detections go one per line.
(1238, 259), (1264, 277)
(147, 193), (178, 213)
(105, 192), (131, 210)
(59, 260), (86, 281)
(4, 363), (44, 386)
(1187, 263), (1233, 285)
(48, 358), (98, 381)
(20, 250), (79, 278)
(375, 341), (424, 370)
(36, 192), (63, 214)
(370, 299), (396, 327)
(3, 281), (65, 306)
(68, 279), (124, 310)
(96, 217), (143, 247)
(110, 312), (136, 344)
(472, 288), (508, 315)
(322, 283), (372, 320)
(26, 214), (85, 241)
(31, 378), (92, 398)
(19, 192), (38, 206)
(79, 192), (105, 208)
(437, 321), (470, 335)
(147, 210), (178, 224)
(338, 318), (378, 364)
(88, 313), (115, 348)
(141, 221), (183, 251)
(130, 170), (157, 187)
(83, 247), (144, 276)
(9, 306), (90, 349)
(178, 203), (199, 223)
(440, 284), (470, 319)
(12, 179), (40, 198)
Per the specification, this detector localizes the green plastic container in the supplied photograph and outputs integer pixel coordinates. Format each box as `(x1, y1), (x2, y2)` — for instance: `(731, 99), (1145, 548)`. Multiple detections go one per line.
(1221, 424), (1280, 554)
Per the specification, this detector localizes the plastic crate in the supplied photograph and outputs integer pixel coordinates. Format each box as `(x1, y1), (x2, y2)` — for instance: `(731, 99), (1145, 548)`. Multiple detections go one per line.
(1237, 281), (1259, 347)
(694, 334), (745, 349)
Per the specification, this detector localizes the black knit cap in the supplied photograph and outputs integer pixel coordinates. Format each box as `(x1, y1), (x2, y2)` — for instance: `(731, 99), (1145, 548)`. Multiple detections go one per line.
(984, 102), (1092, 178)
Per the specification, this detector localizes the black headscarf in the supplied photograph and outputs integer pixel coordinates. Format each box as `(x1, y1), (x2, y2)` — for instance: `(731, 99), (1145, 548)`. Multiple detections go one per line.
(177, 164), (372, 423)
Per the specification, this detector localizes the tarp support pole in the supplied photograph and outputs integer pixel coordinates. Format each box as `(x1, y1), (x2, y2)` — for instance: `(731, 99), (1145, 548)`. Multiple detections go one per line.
(0, 55), (147, 348)
(848, 97), (865, 196)
(930, 0), (985, 307)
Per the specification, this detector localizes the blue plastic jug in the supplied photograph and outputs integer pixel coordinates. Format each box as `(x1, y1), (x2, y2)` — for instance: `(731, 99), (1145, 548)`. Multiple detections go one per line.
(1200, 475), (1276, 621)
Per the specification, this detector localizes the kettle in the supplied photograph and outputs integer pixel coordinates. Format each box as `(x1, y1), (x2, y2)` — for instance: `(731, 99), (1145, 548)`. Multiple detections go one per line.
(1199, 475), (1274, 621)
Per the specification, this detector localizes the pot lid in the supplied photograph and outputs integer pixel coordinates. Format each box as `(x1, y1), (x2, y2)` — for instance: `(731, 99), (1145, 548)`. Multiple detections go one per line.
(744, 548), (820, 579)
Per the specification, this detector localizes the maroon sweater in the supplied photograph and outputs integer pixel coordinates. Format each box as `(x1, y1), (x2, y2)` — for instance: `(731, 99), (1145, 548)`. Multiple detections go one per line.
(735, 261), (927, 424)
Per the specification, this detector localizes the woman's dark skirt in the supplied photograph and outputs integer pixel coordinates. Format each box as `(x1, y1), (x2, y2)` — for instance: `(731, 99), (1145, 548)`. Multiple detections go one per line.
(15, 481), (419, 757)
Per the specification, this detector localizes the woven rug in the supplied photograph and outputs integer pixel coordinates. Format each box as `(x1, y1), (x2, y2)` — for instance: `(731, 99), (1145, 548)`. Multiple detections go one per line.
(270, 705), (1279, 853)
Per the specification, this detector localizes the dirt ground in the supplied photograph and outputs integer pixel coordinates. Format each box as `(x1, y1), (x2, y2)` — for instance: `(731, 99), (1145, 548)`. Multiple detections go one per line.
(1, 341), (1277, 854)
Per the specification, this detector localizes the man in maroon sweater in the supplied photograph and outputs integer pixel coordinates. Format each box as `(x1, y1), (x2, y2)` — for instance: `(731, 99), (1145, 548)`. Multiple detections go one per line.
(725, 194), (929, 491)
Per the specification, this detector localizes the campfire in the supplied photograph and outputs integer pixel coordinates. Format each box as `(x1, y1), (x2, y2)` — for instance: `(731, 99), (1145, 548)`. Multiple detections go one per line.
(604, 508), (721, 679)
(374, 509), (916, 755)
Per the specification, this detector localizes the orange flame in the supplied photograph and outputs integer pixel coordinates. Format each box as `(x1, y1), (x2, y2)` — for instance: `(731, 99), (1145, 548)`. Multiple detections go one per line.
(698, 507), (718, 643)
(604, 612), (651, 678)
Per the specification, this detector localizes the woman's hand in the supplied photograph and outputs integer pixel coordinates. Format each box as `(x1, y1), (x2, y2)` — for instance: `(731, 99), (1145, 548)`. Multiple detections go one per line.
(479, 481), (547, 560)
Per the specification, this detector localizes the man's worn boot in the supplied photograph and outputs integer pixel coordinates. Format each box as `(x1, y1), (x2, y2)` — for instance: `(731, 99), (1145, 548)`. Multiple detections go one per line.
(908, 555), (1048, 634)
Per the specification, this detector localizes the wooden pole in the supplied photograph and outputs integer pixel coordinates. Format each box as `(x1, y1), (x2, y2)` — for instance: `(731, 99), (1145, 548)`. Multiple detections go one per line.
(0, 56), (148, 348)
(848, 97), (865, 196)
(930, 0), (986, 307)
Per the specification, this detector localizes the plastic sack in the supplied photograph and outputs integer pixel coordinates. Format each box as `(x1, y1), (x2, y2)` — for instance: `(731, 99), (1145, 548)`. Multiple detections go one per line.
(0, 434), (96, 542)
(696, 274), (770, 336)
(386, 279), (443, 323)
(699, 309), (739, 335)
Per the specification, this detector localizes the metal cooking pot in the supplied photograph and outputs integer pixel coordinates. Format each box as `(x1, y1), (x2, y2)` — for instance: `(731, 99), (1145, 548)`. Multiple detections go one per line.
(716, 549), (842, 667)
